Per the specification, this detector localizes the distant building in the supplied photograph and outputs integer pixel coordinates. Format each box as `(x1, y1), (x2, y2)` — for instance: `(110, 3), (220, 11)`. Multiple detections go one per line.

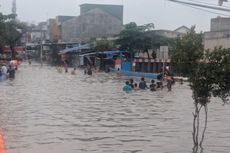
(210, 17), (230, 32)
(61, 4), (123, 42)
(51, 16), (75, 42)
(26, 22), (48, 43)
(174, 25), (190, 34)
(47, 19), (55, 41)
(154, 26), (190, 39)
(80, 3), (123, 24)
(204, 17), (230, 50)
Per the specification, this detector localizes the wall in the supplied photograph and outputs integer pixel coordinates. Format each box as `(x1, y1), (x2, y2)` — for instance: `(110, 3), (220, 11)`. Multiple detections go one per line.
(204, 31), (230, 50)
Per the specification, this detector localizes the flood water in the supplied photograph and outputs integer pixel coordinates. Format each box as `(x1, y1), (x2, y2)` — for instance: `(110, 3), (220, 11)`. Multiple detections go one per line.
(0, 64), (230, 153)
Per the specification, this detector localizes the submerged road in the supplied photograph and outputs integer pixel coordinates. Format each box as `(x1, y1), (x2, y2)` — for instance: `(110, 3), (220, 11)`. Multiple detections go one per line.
(0, 64), (230, 153)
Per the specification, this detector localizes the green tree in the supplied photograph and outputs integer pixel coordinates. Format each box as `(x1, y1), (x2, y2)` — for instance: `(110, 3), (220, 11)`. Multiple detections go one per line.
(0, 12), (8, 53)
(116, 22), (142, 53)
(171, 26), (203, 76)
(171, 27), (230, 153)
(94, 39), (116, 52)
(116, 22), (172, 59)
(0, 13), (26, 59)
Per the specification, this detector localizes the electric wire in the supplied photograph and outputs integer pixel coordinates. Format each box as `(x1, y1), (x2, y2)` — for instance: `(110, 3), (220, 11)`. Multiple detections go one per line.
(168, 0), (230, 13)
(182, 3), (230, 17)
(185, 0), (230, 9)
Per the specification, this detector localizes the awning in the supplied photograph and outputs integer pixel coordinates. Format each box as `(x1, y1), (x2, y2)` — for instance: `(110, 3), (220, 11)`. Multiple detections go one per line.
(79, 52), (97, 57)
(79, 50), (128, 58)
(103, 50), (127, 59)
(58, 44), (91, 55)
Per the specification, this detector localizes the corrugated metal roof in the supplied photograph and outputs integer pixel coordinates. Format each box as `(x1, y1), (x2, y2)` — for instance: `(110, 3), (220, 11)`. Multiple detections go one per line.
(58, 44), (91, 54)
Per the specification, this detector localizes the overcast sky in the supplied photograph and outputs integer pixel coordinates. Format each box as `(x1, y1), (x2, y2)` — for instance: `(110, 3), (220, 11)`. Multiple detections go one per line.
(1, 0), (230, 32)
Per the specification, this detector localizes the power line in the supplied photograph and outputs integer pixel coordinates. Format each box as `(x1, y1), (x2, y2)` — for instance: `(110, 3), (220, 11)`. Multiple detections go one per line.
(185, 0), (230, 9)
(182, 3), (230, 17)
(168, 0), (230, 12)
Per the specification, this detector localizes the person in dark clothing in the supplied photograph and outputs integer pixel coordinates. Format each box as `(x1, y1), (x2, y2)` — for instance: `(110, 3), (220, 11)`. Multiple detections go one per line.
(150, 80), (156, 91)
(134, 83), (139, 90)
(129, 78), (134, 89)
(87, 67), (92, 75)
(123, 81), (132, 93)
(8, 65), (15, 79)
(64, 62), (68, 73)
(180, 78), (184, 85)
(139, 77), (148, 90)
(156, 82), (163, 90)
(166, 75), (173, 91)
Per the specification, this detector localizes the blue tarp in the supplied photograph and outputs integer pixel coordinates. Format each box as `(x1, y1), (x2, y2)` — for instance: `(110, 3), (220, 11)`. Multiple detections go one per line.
(110, 68), (160, 79)
(102, 50), (127, 59)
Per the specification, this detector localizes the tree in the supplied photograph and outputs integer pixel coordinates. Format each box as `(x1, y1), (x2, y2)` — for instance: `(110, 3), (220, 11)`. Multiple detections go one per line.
(171, 26), (203, 76)
(116, 22), (171, 59)
(171, 27), (230, 153)
(0, 13), (26, 59)
(0, 13), (7, 52)
(116, 22), (142, 53)
(94, 39), (116, 52)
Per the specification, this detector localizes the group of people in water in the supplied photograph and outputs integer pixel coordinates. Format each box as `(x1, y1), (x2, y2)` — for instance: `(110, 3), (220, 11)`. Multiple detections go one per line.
(123, 77), (165, 93)
(0, 60), (18, 81)
(56, 65), (77, 75)
(56, 62), (94, 76)
(121, 64), (178, 93)
(122, 74), (185, 93)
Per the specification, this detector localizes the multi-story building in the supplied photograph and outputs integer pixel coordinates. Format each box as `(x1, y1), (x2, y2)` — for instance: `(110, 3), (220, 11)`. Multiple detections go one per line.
(51, 16), (75, 42)
(46, 19), (55, 41)
(204, 17), (230, 50)
(80, 3), (123, 24)
(26, 22), (48, 43)
(61, 4), (123, 42)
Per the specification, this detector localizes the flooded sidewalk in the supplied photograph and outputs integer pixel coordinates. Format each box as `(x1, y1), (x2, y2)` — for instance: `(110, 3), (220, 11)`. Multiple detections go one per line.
(0, 64), (230, 153)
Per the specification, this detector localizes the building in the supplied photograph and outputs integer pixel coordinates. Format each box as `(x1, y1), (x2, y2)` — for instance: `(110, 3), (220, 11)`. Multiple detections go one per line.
(46, 19), (55, 41)
(80, 3), (123, 24)
(154, 26), (190, 39)
(26, 22), (48, 43)
(51, 16), (75, 42)
(61, 4), (123, 42)
(174, 25), (190, 34)
(204, 17), (230, 50)
(210, 17), (230, 32)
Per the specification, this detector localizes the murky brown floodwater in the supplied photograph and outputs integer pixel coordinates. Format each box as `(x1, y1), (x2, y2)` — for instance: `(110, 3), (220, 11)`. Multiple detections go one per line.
(0, 63), (230, 153)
